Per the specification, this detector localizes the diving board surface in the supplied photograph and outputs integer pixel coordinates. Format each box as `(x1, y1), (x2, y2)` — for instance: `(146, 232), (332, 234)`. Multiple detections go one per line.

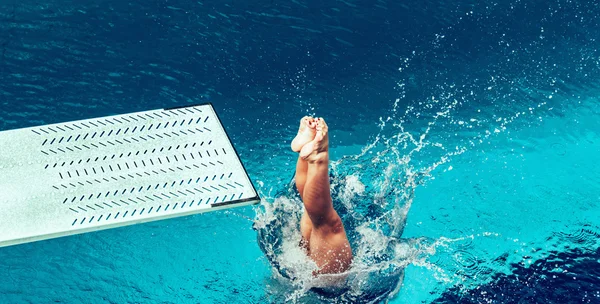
(0, 104), (259, 247)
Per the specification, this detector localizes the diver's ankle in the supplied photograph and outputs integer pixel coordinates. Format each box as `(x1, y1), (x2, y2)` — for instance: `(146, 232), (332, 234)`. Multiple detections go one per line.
(306, 152), (329, 164)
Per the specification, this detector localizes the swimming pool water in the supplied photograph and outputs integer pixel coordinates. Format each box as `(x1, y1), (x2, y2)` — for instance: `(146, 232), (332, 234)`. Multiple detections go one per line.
(1, 0), (599, 303)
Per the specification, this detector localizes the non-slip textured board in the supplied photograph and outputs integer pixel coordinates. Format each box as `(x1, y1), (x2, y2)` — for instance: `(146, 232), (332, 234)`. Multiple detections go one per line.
(0, 104), (259, 247)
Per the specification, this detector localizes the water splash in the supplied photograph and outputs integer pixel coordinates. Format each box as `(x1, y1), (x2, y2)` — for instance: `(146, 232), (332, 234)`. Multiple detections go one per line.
(253, 81), (549, 302)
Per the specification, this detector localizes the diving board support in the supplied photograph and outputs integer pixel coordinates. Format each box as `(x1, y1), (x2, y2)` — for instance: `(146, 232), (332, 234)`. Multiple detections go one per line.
(0, 103), (259, 248)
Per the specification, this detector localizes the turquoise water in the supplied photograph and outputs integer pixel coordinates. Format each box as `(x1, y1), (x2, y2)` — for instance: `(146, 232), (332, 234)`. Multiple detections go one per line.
(1, 0), (600, 303)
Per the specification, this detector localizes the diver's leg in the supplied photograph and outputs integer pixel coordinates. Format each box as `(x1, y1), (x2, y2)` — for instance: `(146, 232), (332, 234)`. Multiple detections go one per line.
(302, 151), (334, 223)
(295, 156), (308, 199)
(300, 118), (334, 221)
(300, 118), (352, 274)
(292, 117), (317, 250)
(296, 156), (313, 250)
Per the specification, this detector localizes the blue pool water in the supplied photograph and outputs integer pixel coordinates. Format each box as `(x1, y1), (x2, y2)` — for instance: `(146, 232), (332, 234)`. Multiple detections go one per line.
(1, 0), (600, 303)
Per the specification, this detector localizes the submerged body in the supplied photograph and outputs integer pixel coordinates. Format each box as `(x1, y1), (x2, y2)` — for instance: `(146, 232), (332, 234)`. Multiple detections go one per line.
(291, 117), (353, 274)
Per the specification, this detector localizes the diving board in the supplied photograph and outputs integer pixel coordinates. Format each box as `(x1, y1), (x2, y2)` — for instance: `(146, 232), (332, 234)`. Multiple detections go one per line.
(0, 103), (259, 247)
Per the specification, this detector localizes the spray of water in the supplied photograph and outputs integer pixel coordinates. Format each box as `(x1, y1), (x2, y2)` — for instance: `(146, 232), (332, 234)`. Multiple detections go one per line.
(254, 97), (546, 302)
(253, 78), (549, 302)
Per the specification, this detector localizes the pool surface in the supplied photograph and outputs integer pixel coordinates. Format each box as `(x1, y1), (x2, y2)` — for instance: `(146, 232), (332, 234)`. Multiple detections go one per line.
(1, 0), (599, 303)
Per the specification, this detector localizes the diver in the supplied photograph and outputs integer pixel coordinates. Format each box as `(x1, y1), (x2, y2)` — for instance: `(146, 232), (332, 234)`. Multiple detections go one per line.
(291, 117), (353, 274)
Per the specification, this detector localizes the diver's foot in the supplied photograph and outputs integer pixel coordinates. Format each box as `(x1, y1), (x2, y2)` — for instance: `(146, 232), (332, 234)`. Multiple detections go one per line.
(300, 118), (329, 163)
(291, 116), (317, 152)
